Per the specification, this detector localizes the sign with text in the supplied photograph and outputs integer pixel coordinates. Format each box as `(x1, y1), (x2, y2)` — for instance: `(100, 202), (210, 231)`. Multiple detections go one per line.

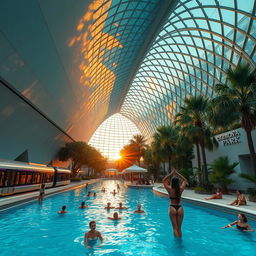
(215, 130), (241, 146)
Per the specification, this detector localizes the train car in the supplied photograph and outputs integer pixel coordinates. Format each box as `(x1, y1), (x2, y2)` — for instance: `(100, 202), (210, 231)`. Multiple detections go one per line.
(0, 159), (71, 196)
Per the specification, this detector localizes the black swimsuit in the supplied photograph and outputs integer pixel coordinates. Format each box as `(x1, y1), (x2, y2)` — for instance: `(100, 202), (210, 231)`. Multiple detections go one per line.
(169, 196), (182, 211)
(236, 224), (248, 230)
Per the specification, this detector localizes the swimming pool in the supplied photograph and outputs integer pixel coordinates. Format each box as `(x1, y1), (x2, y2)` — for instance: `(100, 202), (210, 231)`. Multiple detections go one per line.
(0, 180), (255, 256)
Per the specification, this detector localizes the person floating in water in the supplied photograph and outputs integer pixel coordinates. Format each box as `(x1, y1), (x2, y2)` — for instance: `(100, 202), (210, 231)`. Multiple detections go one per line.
(84, 221), (104, 248)
(85, 183), (89, 191)
(87, 192), (91, 197)
(58, 205), (67, 214)
(205, 188), (222, 200)
(93, 192), (97, 197)
(108, 212), (121, 220)
(115, 202), (128, 210)
(221, 213), (254, 232)
(105, 202), (115, 209)
(134, 204), (145, 213)
(101, 187), (106, 192)
(117, 184), (120, 190)
(228, 190), (247, 206)
(38, 183), (45, 204)
(163, 169), (187, 237)
(79, 202), (88, 209)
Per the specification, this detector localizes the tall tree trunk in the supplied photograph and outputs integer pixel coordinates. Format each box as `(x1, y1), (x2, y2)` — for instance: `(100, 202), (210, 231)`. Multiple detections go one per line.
(200, 142), (208, 184)
(168, 154), (172, 172)
(245, 130), (256, 175)
(195, 142), (202, 185)
(138, 157), (141, 166)
(163, 162), (166, 174)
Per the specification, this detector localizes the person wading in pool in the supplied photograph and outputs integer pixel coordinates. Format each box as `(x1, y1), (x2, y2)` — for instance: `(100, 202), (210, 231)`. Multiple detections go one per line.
(84, 221), (104, 248)
(221, 213), (254, 232)
(163, 169), (187, 237)
(38, 183), (45, 204)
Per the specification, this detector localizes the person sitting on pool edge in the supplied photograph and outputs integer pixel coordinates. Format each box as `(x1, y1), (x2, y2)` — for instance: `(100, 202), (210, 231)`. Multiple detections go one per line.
(221, 213), (254, 232)
(79, 202), (88, 209)
(228, 190), (247, 206)
(105, 202), (115, 209)
(115, 202), (128, 210)
(134, 204), (145, 213)
(205, 188), (222, 200)
(108, 212), (121, 220)
(58, 205), (67, 214)
(84, 221), (104, 248)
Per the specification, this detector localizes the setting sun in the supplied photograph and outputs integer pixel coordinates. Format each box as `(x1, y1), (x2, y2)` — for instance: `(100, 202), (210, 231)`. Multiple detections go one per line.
(113, 153), (122, 160)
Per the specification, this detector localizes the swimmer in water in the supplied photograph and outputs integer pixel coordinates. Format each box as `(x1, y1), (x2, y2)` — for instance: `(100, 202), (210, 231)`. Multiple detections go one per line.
(134, 204), (145, 213)
(105, 202), (115, 209)
(58, 205), (67, 214)
(108, 212), (121, 220)
(79, 202), (88, 209)
(112, 189), (117, 196)
(84, 221), (104, 248)
(115, 202), (128, 210)
(221, 213), (254, 232)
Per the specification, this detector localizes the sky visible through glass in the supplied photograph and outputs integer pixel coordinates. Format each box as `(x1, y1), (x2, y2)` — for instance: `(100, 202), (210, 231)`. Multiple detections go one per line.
(89, 113), (140, 160)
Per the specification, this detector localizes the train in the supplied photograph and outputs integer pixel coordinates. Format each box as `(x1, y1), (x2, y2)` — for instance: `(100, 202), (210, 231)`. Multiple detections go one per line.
(0, 159), (71, 196)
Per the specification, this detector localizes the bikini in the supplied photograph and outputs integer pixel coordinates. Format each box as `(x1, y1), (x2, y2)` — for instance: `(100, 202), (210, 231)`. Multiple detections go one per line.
(169, 196), (182, 211)
(236, 224), (248, 231)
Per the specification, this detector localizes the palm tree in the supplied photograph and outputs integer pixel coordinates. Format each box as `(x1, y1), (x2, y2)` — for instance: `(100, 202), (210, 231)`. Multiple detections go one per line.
(209, 156), (238, 194)
(129, 134), (148, 166)
(152, 126), (179, 172)
(175, 96), (216, 185)
(210, 63), (256, 175)
(143, 148), (161, 181)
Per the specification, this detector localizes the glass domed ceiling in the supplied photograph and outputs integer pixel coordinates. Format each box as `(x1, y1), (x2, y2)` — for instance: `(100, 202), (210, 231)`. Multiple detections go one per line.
(120, 0), (256, 139)
(89, 113), (140, 160)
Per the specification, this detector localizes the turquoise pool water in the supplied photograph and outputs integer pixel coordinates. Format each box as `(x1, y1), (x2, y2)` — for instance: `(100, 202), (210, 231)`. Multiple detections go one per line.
(0, 180), (255, 256)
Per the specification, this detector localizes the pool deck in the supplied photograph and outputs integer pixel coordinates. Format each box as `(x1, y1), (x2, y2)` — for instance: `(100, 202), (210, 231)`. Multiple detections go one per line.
(153, 183), (256, 221)
(0, 179), (98, 212)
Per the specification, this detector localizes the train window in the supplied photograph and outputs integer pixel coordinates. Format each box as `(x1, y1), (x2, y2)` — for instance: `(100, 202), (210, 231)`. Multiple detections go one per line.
(27, 173), (32, 184)
(15, 171), (21, 185)
(0, 170), (5, 187)
(20, 172), (27, 185)
(44, 173), (53, 183)
(33, 173), (40, 184)
(6, 170), (15, 186)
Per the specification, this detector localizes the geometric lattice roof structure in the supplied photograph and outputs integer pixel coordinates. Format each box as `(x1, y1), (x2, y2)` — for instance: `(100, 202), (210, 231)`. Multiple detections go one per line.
(89, 113), (140, 160)
(121, 0), (256, 138)
(0, 0), (255, 163)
